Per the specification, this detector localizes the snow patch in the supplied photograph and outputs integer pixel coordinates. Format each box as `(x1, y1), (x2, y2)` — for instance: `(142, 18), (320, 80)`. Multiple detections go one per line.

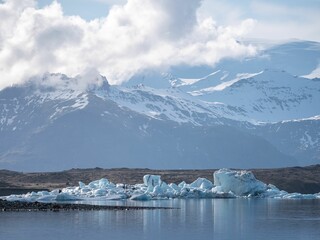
(300, 131), (318, 149)
(176, 70), (221, 87)
(302, 64), (320, 79)
(194, 71), (264, 92)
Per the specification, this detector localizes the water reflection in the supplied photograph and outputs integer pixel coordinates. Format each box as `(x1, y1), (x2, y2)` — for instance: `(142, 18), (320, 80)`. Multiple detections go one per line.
(1, 199), (319, 240)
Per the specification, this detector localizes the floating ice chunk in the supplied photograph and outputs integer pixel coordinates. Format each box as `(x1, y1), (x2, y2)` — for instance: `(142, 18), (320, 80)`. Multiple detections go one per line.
(143, 175), (171, 197)
(260, 184), (286, 198)
(108, 182), (116, 189)
(214, 169), (267, 196)
(190, 178), (213, 190)
(55, 193), (81, 201)
(212, 190), (236, 198)
(37, 195), (57, 202)
(98, 178), (110, 188)
(88, 180), (99, 189)
(281, 193), (317, 199)
(86, 178), (114, 190)
(130, 193), (151, 201)
(4, 195), (24, 202)
(169, 183), (180, 191)
(143, 175), (162, 187)
(79, 181), (86, 188)
(178, 181), (187, 188)
(81, 187), (91, 194)
(93, 189), (107, 197)
(105, 194), (127, 200)
(37, 191), (50, 196)
(50, 189), (60, 195)
(29, 191), (38, 197)
(152, 185), (165, 196)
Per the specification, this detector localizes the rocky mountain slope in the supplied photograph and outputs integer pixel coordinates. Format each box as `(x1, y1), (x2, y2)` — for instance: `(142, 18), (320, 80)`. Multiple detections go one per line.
(0, 40), (319, 171)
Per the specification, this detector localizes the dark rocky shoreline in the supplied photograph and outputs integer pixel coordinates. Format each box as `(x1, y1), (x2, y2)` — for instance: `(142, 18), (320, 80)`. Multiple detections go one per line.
(0, 199), (173, 212)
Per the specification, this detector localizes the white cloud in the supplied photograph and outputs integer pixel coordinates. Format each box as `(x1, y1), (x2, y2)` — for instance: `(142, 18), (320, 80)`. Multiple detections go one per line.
(0, 0), (256, 90)
(199, 0), (320, 42)
(248, 2), (320, 42)
(92, 0), (127, 5)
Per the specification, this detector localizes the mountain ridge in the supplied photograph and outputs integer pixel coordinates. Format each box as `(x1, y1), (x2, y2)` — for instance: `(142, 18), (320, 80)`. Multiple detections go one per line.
(0, 40), (319, 171)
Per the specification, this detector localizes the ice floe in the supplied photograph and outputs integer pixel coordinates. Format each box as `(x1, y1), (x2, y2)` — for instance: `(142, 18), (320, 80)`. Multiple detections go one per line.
(2, 169), (320, 202)
(213, 169), (267, 196)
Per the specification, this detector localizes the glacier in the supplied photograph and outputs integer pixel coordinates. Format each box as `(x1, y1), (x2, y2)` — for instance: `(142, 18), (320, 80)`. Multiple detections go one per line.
(2, 169), (319, 202)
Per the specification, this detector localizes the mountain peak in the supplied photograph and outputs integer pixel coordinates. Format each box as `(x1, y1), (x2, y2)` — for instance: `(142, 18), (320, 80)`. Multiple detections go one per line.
(19, 71), (110, 93)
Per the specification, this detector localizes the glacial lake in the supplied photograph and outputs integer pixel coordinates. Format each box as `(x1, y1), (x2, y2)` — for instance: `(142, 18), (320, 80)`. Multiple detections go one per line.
(1, 199), (320, 240)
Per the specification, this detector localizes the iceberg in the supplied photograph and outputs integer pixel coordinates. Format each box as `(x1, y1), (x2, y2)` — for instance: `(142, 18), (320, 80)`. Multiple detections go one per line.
(130, 193), (152, 201)
(1, 169), (319, 202)
(190, 178), (213, 190)
(143, 175), (162, 187)
(213, 169), (267, 196)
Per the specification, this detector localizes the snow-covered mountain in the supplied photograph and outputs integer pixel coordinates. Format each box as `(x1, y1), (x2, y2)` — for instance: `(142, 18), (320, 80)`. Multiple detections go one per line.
(191, 70), (320, 122)
(251, 117), (320, 166)
(125, 41), (320, 123)
(0, 41), (319, 171)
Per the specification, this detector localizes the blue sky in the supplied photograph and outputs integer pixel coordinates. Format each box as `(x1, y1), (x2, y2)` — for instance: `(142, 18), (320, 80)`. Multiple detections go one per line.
(38, 0), (115, 20)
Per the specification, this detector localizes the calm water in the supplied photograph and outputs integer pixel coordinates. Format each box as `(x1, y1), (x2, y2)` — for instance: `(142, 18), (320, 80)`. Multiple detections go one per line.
(1, 199), (320, 240)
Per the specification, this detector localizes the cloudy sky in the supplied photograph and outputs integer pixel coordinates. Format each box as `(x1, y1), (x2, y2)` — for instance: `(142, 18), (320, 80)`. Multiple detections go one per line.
(37, 0), (320, 41)
(0, 0), (319, 89)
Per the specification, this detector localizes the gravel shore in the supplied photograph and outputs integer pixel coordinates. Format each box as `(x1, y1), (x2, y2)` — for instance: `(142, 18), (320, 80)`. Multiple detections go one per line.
(0, 199), (173, 212)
